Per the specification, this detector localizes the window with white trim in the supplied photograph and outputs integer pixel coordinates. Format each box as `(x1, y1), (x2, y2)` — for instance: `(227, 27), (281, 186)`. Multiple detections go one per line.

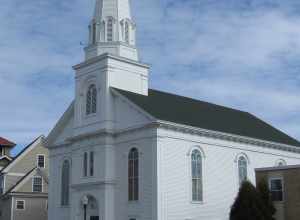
(238, 156), (247, 185)
(83, 152), (88, 177)
(61, 160), (70, 206)
(16, 200), (25, 210)
(128, 148), (139, 201)
(90, 151), (94, 177)
(125, 21), (130, 44)
(92, 21), (97, 44)
(270, 178), (283, 202)
(191, 149), (203, 201)
(276, 159), (286, 167)
(107, 17), (113, 42)
(37, 155), (45, 168)
(86, 84), (97, 115)
(32, 176), (43, 192)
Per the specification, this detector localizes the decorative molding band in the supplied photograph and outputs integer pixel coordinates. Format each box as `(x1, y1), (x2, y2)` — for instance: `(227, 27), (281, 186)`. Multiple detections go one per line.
(157, 120), (300, 154)
(71, 180), (116, 189)
(73, 52), (150, 70)
(47, 119), (300, 154)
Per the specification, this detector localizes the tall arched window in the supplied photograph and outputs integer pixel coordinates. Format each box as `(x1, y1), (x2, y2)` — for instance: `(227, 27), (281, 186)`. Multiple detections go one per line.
(61, 160), (70, 206)
(238, 156), (248, 185)
(107, 18), (113, 42)
(191, 149), (203, 201)
(125, 22), (130, 44)
(86, 84), (97, 115)
(92, 21), (97, 44)
(128, 148), (139, 201)
(83, 152), (88, 177)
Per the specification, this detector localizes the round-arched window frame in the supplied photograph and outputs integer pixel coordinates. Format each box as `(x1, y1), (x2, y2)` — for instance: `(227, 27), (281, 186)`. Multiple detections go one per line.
(86, 84), (97, 115)
(238, 156), (248, 185)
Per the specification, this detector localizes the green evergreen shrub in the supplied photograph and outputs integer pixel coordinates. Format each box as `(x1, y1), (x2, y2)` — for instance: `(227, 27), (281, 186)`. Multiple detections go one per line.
(230, 181), (266, 220)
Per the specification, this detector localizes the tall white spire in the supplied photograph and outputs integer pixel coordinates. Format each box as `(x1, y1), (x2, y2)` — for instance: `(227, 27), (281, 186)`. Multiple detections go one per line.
(84, 0), (138, 61)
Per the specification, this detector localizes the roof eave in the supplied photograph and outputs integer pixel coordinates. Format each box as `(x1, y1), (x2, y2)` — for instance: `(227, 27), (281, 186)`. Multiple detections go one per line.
(157, 120), (300, 154)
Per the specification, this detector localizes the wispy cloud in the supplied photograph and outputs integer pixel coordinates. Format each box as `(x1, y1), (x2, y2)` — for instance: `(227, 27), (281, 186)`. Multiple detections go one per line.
(1, 0), (300, 154)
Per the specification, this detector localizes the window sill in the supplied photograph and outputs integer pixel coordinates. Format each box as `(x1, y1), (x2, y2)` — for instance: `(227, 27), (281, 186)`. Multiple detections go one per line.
(190, 201), (204, 205)
(60, 205), (70, 209)
(273, 201), (284, 204)
(128, 201), (140, 205)
(85, 113), (97, 119)
(81, 176), (95, 179)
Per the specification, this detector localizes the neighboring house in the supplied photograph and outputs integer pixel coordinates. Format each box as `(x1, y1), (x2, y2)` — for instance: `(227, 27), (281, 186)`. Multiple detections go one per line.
(0, 137), (15, 169)
(0, 136), (48, 220)
(45, 1), (300, 220)
(256, 165), (300, 220)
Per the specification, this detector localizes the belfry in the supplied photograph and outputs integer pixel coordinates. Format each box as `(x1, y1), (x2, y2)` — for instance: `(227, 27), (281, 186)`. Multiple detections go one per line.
(85, 0), (138, 61)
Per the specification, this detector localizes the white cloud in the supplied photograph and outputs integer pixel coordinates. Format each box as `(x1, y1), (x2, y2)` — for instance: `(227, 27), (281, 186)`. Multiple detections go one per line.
(1, 0), (300, 152)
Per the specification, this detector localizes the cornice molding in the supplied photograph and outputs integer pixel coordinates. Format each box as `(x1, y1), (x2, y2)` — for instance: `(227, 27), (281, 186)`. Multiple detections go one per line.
(47, 119), (300, 154)
(157, 120), (300, 154)
(73, 53), (149, 70)
(71, 180), (116, 189)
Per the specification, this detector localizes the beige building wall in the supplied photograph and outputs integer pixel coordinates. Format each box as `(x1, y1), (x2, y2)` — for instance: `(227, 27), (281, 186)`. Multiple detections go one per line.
(13, 196), (47, 220)
(17, 176), (48, 193)
(4, 175), (22, 192)
(0, 197), (12, 220)
(9, 143), (49, 174)
(256, 166), (300, 220)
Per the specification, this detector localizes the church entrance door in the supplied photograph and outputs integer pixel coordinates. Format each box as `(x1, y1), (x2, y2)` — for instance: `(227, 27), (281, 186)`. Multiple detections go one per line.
(90, 216), (99, 220)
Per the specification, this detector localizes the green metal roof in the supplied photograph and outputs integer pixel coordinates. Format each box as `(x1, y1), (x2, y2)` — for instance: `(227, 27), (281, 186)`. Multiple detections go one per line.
(115, 88), (300, 147)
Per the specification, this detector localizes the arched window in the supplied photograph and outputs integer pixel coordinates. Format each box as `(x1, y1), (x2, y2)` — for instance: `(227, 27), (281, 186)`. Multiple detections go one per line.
(61, 160), (70, 206)
(86, 84), (97, 115)
(83, 152), (88, 177)
(125, 22), (130, 44)
(238, 156), (248, 185)
(92, 21), (97, 44)
(191, 149), (203, 201)
(276, 159), (286, 167)
(107, 18), (113, 42)
(128, 148), (139, 201)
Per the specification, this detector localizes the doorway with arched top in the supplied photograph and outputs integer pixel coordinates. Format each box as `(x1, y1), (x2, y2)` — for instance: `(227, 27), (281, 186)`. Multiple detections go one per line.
(81, 195), (99, 220)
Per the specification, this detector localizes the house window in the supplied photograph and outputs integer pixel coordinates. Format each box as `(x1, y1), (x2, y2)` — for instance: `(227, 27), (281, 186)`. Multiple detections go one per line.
(61, 160), (70, 206)
(107, 18), (113, 42)
(90, 151), (94, 177)
(125, 22), (130, 44)
(128, 148), (139, 201)
(83, 152), (88, 177)
(32, 176), (43, 192)
(16, 200), (25, 210)
(37, 155), (45, 168)
(238, 156), (247, 185)
(270, 178), (283, 202)
(191, 149), (203, 201)
(86, 84), (97, 115)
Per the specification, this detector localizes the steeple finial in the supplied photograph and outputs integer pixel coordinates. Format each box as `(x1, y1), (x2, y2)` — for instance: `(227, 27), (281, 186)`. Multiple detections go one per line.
(84, 0), (138, 61)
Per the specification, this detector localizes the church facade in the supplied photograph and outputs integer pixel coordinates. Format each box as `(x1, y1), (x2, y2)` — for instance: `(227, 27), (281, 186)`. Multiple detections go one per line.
(46, 1), (300, 220)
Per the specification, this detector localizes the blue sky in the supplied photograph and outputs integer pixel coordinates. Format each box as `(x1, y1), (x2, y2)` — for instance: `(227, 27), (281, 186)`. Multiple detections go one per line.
(1, 0), (300, 156)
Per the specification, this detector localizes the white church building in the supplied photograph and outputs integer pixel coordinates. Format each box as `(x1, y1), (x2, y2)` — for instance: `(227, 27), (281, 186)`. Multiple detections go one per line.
(46, 1), (300, 220)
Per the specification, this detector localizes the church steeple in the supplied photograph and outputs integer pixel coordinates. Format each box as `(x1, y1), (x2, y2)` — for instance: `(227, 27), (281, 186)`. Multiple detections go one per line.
(85, 0), (138, 61)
